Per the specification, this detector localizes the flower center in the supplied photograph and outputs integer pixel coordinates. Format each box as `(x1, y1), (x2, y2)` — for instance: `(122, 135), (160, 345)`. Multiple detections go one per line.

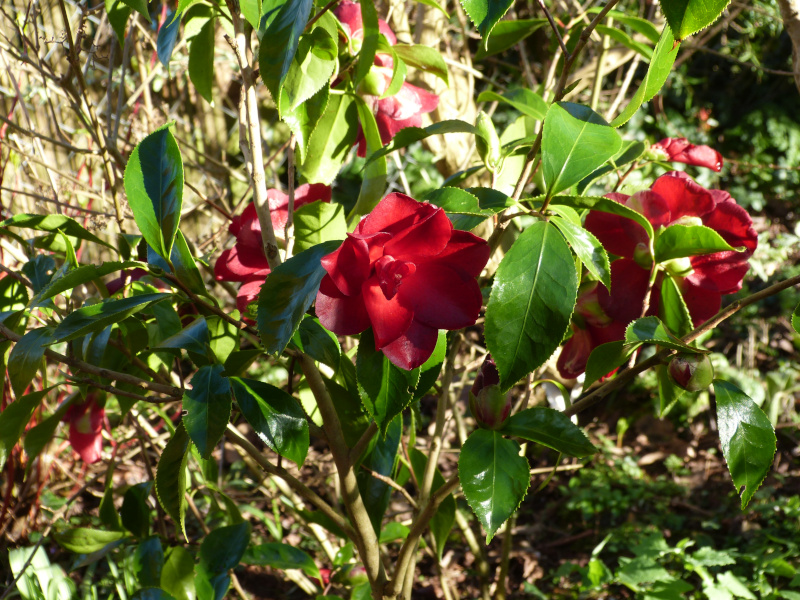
(671, 215), (704, 228)
(375, 256), (416, 299)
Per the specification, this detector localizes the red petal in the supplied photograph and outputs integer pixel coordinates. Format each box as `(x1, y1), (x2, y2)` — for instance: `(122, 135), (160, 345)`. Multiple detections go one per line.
(362, 276), (414, 347)
(214, 245), (270, 282)
(358, 193), (438, 237)
(236, 203), (265, 250)
(626, 189), (671, 228)
(70, 429), (104, 463)
(597, 259), (650, 323)
(433, 229), (491, 278)
(321, 236), (373, 296)
(584, 209), (645, 259)
(679, 279), (721, 326)
(651, 171), (715, 222)
(397, 262), (482, 330)
(237, 279), (265, 313)
(381, 320), (439, 370)
(653, 138), (722, 172)
(702, 191), (757, 255)
(383, 206), (453, 262)
(687, 252), (751, 294)
(316, 276), (371, 335)
(375, 111), (422, 144)
(557, 326), (593, 379)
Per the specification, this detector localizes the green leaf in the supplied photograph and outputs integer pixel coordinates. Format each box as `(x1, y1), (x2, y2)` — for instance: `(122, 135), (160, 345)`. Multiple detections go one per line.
(153, 317), (210, 356)
(120, 0), (150, 21)
(124, 123), (184, 260)
(106, 0), (132, 44)
(654, 224), (737, 263)
(257, 240), (340, 355)
(352, 97), (388, 216)
(392, 44), (449, 85)
(183, 364), (232, 459)
(281, 27), (338, 112)
(157, 11), (181, 67)
(583, 341), (636, 390)
(354, 0), (379, 85)
(291, 316), (340, 369)
(416, 0), (449, 16)
(33, 260), (143, 304)
(713, 379), (777, 509)
(0, 387), (52, 472)
(413, 330), (446, 401)
(161, 546), (196, 600)
(542, 102), (622, 199)
(134, 536), (164, 588)
(461, 0), (514, 49)
(610, 26), (679, 127)
(282, 84), (329, 163)
(499, 408), (597, 457)
(23, 396), (77, 462)
(259, 0), (313, 101)
(409, 447), (455, 560)
(300, 92), (359, 184)
(423, 187), (512, 231)
(356, 328), (420, 435)
(459, 429), (529, 542)
(792, 302), (800, 335)
(8, 328), (53, 398)
(293, 201), (347, 254)
(122, 482), (153, 539)
(625, 316), (702, 353)
(1, 213), (114, 250)
(188, 19), (215, 103)
(155, 422), (190, 540)
(357, 415), (401, 532)
(577, 140), (646, 195)
(199, 522), (252, 574)
(366, 119), (479, 165)
(0, 276), (29, 312)
(662, 0), (730, 41)
(231, 377), (309, 466)
(476, 89), (548, 121)
(474, 19), (547, 59)
(326, 376), (371, 450)
(53, 293), (170, 342)
(551, 216), (611, 290)
(595, 25), (653, 59)
(660, 275), (694, 336)
(55, 528), (127, 554)
(485, 221), (578, 390)
(587, 8), (660, 43)
(549, 194), (655, 241)
(242, 543), (321, 581)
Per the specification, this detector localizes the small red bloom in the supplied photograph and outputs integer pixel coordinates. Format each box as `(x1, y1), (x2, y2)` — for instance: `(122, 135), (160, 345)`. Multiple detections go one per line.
(316, 193), (489, 370)
(651, 137), (723, 172)
(63, 395), (104, 464)
(214, 184), (331, 312)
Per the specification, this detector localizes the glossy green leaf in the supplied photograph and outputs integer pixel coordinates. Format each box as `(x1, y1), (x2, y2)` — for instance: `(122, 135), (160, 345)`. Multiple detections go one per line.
(241, 0), (261, 28)
(281, 27), (337, 111)
(542, 102), (622, 199)
(583, 341), (636, 390)
(199, 522), (252, 574)
(625, 316), (703, 353)
(326, 376), (371, 450)
(595, 25), (653, 59)
(550, 195), (655, 241)
(183, 364), (232, 459)
(476, 89), (548, 121)
(23, 396), (76, 462)
(242, 543), (321, 581)
(792, 302), (800, 335)
(382, 49), (407, 99)
(153, 317), (210, 356)
(300, 92), (359, 184)
(257, 240), (340, 355)
(499, 408), (597, 457)
(485, 221), (578, 390)
(459, 429), (529, 542)
(134, 536), (164, 588)
(610, 26), (679, 127)
(259, 0), (313, 101)
(282, 84), (329, 163)
(423, 187), (512, 230)
(291, 315), (340, 368)
(188, 19), (215, 103)
(577, 140), (646, 195)
(357, 415), (401, 532)
(660, 275), (694, 337)
(713, 379), (777, 509)
(354, 0), (379, 84)
(231, 377), (309, 466)
(416, 0), (448, 15)
(124, 124), (184, 260)
(0, 276), (29, 312)
(587, 8), (660, 43)
(1, 213), (114, 250)
(474, 19), (547, 59)
(53, 293), (170, 342)
(352, 97), (388, 217)
(55, 528), (127, 554)
(106, 0), (132, 43)
(293, 201), (347, 254)
(356, 328), (420, 435)
(365, 119), (479, 164)
(409, 447), (455, 560)
(122, 482), (153, 539)
(208, 316), (238, 364)
(8, 328), (53, 398)
(161, 546), (196, 600)
(662, 0), (730, 40)
(120, 0), (150, 21)
(413, 330), (446, 401)
(461, 0), (514, 49)
(33, 260), (143, 304)
(0, 387), (52, 472)
(392, 44), (449, 85)
(155, 422), (190, 540)
(551, 216), (611, 290)
(157, 11), (181, 67)
(654, 224), (737, 263)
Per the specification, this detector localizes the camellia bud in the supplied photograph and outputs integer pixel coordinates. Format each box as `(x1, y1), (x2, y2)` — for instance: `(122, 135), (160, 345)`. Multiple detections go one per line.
(357, 66), (389, 97)
(469, 355), (512, 429)
(474, 112), (503, 173)
(668, 353), (714, 391)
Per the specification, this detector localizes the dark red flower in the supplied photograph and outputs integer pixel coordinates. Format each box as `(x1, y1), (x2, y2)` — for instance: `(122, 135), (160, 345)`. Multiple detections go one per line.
(63, 395), (104, 463)
(557, 171), (757, 379)
(316, 193), (489, 370)
(469, 355), (511, 429)
(335, 0), (396, 45)
(214, 184), (331, 312)
(650, 137), (723, 172)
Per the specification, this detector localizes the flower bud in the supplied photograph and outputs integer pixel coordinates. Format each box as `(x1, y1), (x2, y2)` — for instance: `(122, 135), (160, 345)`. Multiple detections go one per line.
(357, 66), (388, 97)
(667, 353), (714, 392)
(469, 355), (511, 429)
(475, 112), (503, 173)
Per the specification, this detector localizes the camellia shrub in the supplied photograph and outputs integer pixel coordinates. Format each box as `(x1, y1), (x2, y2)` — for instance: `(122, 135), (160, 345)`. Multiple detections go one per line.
(1, 0), (799, 599)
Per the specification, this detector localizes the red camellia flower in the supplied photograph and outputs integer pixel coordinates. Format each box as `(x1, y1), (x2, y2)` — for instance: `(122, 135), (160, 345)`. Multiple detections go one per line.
(557, 171), (757, 379)
(63, 395), (105, 464)
(214, 184), (331, 312)
(651, 137), (723, 172)
(334, 1), (439, 157)
(316, 193), (490, 370)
